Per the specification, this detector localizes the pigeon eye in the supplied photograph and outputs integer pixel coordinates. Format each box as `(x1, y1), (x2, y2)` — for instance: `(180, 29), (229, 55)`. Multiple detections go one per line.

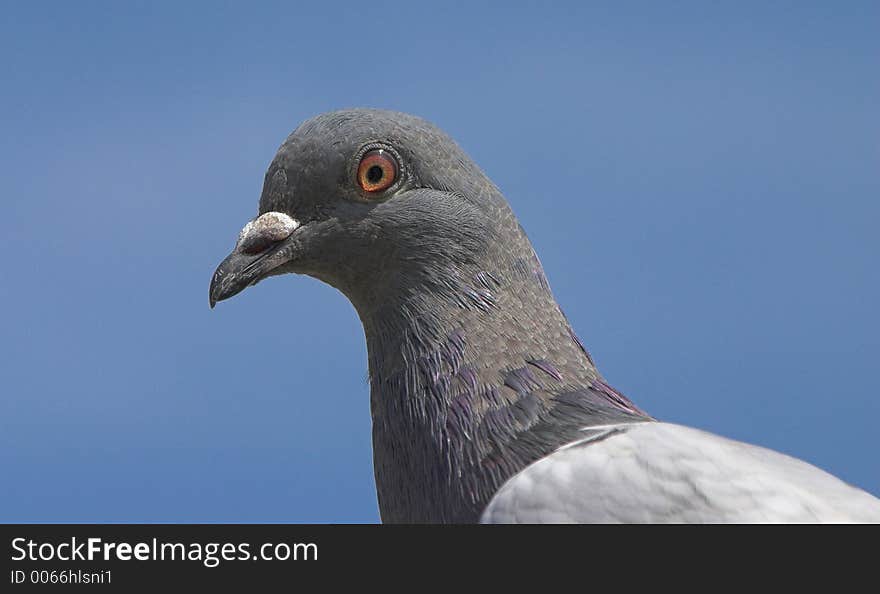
(357, 149), (398, 194)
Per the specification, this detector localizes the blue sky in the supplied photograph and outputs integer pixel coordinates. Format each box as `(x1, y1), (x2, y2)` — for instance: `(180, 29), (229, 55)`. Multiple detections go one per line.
(1, 1), (877, 522)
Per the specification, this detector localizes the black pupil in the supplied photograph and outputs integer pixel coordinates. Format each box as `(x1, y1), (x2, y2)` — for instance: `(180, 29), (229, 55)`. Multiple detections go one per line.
(366, 165), (384, 184)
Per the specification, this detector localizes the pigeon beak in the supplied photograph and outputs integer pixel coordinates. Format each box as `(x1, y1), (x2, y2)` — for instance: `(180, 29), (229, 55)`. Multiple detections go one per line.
(209, 212), (301, 308)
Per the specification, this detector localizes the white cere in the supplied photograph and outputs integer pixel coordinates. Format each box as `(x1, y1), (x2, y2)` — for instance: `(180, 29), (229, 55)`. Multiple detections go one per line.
(236, 212), (301, 250)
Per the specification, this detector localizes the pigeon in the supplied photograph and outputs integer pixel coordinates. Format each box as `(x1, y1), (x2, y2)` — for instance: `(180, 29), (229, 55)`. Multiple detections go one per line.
(209, 109), (880, 523)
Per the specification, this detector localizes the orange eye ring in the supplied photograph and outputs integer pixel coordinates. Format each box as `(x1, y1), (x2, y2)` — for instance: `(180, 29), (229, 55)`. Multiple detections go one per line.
(357, 149), (398, 194)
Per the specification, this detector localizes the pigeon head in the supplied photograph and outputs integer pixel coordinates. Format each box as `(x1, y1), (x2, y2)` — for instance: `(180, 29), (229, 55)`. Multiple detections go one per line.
(209, 109), (516, 316)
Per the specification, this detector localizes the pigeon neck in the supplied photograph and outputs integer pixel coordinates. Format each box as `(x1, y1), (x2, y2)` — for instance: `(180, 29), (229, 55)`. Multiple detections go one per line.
(355, 241), (637, 522)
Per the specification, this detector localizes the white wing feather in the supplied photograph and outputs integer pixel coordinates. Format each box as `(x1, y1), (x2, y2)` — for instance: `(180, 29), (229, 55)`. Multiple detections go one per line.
(481, 422), (880, 523)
